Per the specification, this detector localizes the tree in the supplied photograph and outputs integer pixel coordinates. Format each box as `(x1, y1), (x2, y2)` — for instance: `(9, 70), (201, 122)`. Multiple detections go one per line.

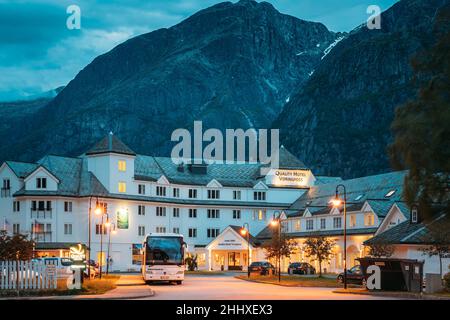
(388, 6), (450, 220)
(420, 217), (450, 279)
(303, 235), (335, 277)
(263, 226), (296, 274)
(184, 254), (198, 271)
(0, 230), (35, 261)
(367, 243), (394, 258)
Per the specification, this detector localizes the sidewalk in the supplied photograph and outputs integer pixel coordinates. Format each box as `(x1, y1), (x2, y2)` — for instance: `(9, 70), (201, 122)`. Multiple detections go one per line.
(333, 288), (450, 300)
(0, 275), (153, 300)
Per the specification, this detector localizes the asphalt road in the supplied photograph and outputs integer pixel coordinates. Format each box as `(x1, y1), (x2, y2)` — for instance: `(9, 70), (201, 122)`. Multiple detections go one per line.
(139, 273), (396, 300)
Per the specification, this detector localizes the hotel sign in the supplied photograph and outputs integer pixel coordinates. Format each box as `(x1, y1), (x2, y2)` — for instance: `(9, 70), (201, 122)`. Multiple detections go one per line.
(265, 169), (314, 187)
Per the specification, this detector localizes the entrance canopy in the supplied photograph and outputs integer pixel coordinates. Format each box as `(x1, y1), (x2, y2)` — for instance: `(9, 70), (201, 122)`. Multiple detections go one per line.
(206, 226), (259, 251)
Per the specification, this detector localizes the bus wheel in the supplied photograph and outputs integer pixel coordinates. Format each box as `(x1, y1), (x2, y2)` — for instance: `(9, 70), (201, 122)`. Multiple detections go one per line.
(176, 281), (183, 285)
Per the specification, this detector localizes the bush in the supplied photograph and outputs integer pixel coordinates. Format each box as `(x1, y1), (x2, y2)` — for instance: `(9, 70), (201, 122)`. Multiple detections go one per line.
(444, 272), (450, 291)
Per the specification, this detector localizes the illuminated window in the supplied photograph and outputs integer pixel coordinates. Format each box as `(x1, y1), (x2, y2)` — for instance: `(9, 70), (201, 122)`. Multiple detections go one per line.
(253, 209), (266, 220)
(294, 219), (301, 231)
(350, 215), (356, 227)
(118, 182), (126, 193)
(364, 213), (375, 226)
(118, 160), (126, 172)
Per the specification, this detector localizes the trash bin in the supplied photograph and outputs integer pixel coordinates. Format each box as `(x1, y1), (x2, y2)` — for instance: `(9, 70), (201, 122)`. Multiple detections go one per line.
(357, 258), (424, 292)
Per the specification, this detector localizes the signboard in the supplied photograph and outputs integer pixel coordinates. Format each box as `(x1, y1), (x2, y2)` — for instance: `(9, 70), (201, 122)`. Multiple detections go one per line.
(265, 169), (314, 187)
(70, 243), (87, 269)
(46, 264), (56, 276)
(117, 209), (129, 229)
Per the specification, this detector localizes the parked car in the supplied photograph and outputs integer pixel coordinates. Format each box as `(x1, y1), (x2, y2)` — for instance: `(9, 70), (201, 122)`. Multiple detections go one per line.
(288, 262), (316, 275)
(337, 265), (366, 286)
(248, 261), (275, 275)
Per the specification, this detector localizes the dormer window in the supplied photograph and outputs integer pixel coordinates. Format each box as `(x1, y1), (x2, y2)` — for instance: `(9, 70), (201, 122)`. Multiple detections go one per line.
(118, 160), (126, 172)
(364, 213), (375, 226)
(207, 189), (220, 199)
(36, 177), (47, 189)
(385, 189), (396, 198)
(411, 207), (418, 223)
(253, 191), (266, 201)
(156, 186), (166, 197)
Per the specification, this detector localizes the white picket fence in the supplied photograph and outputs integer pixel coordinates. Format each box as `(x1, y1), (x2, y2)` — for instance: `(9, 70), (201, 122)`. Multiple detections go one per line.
(0, 260), (57, 290)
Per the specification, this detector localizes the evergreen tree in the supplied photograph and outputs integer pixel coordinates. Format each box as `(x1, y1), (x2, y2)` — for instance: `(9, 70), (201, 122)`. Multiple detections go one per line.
(389, 6), (450, 219)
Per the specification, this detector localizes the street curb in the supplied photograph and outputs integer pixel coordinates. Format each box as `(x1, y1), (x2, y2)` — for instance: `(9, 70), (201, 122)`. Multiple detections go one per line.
(0, 286), (154, 300)
(116, 282), (146, 287)
(332, 289), (450, 300)
(234, 276), (340, 289)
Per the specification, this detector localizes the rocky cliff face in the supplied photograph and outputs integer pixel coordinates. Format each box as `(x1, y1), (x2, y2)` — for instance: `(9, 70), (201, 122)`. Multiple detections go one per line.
(0, 0), (336, 162)
(273, 0), (449, 178)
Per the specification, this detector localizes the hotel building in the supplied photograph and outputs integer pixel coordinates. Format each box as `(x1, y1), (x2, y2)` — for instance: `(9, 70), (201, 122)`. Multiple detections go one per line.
(2, 133), (442, 275)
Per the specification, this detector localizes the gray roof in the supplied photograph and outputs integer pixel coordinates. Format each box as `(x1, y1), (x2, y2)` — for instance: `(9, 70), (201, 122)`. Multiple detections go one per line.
(135, 155), (263, 187)
(315, 176), (343, 185)
(256, 225), (377, 240)
(288, 171), (407, 216)
(229, 225), (261, 247)
(364, 214), (450, 245)
(276, 146), (308, 170)
(86, 133), (136, 156)
(4, 161), (38, 178)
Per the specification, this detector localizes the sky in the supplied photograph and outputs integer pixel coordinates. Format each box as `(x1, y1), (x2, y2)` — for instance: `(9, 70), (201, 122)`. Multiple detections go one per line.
(0, 0), (398, 101)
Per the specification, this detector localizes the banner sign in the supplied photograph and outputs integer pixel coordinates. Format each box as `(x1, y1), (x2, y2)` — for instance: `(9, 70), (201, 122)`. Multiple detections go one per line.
(117, 209), (129, 229)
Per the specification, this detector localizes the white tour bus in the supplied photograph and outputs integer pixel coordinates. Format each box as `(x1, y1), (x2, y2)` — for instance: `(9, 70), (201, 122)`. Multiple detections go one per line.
(142, 233), (186, 285)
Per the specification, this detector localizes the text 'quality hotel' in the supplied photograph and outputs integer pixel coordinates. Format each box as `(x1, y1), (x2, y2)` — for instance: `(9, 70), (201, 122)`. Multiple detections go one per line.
(0, 133), (417, 273)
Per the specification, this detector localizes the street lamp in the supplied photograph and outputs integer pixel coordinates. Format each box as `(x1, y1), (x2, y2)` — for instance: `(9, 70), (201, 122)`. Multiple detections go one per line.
(106, 222), (116, 275)
(331, 184), (347, 289)
(88, 196), (103, 278)
(240, 223), (250, 278)
(270, 212), (283, 283)
(99, 213), (110, 279)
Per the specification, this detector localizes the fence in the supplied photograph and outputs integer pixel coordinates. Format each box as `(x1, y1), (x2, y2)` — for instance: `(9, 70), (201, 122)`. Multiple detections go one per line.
(0, 260), (57, 290)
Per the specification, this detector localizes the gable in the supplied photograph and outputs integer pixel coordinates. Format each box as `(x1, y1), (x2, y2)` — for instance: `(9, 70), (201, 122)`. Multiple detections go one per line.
(253, 181), (268, 190)
(376, 204), (408, 235)
(206, 179), (222, 188)
(24, 166), (60, 184)
(157, 175), (170, 185)
(206, 226), (254, 250)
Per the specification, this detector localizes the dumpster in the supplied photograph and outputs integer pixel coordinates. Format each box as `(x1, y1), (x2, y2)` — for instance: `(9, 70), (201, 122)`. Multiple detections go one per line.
(357, 258), (424, 292)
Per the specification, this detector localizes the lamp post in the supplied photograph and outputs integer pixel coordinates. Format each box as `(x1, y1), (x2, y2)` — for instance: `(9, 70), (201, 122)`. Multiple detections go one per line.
(240, 223), (250, 278)
(270, 212), (284, 283)
(88, 196), (103, 278)
(106, 223), (116, 275)
(99, 213), (110, 279)
(331, 184), (347, 289)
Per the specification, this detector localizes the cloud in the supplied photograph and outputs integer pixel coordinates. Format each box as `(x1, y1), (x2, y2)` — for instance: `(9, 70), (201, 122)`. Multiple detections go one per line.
(0, 0), (398, 101)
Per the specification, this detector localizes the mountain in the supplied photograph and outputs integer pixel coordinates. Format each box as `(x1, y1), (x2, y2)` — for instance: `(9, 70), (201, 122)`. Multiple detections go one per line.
(273, 0), (450, 178)
(0, 0), (338, 163)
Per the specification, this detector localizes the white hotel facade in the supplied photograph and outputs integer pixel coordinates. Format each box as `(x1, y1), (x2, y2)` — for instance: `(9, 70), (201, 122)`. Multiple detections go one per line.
(2, 134), (440, 274)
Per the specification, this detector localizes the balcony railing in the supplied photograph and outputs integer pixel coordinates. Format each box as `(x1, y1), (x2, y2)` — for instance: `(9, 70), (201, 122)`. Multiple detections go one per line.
(32, 231), (52, 242)
(30, 209), (52, 219)
(1, 187), (11, 197)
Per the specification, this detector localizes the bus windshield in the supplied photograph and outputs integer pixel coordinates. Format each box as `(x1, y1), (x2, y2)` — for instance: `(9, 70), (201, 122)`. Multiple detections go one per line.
(146, 236), (184, 265)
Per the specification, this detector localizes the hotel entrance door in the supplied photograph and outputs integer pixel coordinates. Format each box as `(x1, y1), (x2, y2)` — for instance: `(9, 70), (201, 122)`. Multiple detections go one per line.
(228, 252), (242, 270)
